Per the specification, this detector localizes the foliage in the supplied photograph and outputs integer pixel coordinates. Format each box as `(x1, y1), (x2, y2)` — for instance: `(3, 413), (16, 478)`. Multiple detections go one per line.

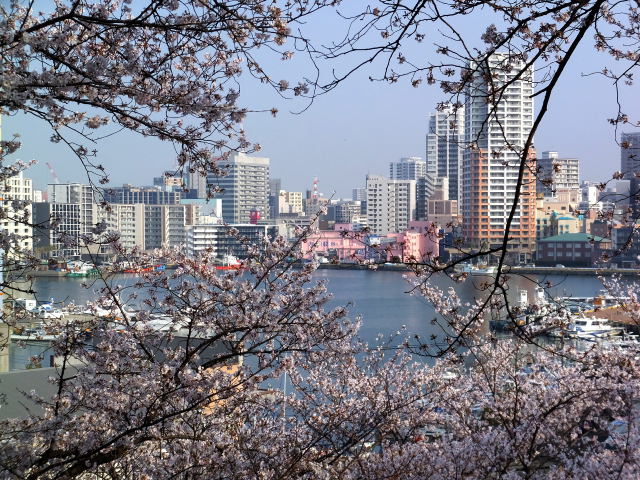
(2, 1), (640, 478)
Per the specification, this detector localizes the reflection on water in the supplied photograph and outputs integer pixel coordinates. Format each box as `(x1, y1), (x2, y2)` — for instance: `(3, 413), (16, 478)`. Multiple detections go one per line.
(4, 270), (611, 371)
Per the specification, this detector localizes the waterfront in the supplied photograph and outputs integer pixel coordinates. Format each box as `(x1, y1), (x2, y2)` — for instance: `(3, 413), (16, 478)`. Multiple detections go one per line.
(3, 270), (614, 371)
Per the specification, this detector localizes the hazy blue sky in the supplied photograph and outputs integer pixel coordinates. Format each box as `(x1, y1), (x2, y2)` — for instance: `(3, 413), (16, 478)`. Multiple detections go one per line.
(4, 5), (639, 197)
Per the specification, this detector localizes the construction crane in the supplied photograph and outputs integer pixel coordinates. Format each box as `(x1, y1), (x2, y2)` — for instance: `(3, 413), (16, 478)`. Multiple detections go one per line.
(45, 162), (61, 184)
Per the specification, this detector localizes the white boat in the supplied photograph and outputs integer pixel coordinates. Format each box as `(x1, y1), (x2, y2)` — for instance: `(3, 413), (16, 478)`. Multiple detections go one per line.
(551, 315), (617, 339)
(458, 264), (497, 275)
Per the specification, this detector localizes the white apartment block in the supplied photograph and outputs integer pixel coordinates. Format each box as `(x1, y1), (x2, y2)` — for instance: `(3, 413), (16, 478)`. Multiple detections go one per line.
(1, 172), (33, 255)
(537, 151), (580, 197)
(102, 203), (189, 252)
(97, 204), (145, 250)
(48, 183), (96, 232)
(462, 53), (536, 255)
(426, 104), (465, 202)
(279, 190), (304, 214)
(207, 152), (270, 224)
(33, 184), (97, 259)
(366, 175), (416, 235)
(186, 223), (272, 258)
(389, 157), (427, 181)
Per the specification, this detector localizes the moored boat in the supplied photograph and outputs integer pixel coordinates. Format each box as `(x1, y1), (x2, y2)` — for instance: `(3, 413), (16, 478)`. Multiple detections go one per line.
(215, 254), (242, 270)
(550, 315), (622, 339)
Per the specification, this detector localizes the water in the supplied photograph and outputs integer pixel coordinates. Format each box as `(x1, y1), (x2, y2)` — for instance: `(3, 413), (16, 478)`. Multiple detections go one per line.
(4, 270), (611, 371)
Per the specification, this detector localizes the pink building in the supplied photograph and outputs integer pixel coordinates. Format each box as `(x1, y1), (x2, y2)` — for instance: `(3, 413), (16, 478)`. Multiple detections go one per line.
(385, 221), (440, 263)
(300, 224), (369, 262)
(301, 222), (440, 264)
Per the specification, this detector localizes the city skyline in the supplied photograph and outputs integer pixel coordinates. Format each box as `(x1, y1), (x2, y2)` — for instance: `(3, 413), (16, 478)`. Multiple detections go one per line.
(4, 43), (638, 198)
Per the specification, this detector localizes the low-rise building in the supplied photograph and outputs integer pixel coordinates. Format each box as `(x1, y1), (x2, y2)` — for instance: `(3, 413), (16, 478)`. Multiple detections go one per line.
(300, 221), (440, 264)
(536, 233), (612, 267)
(186, 223), (275, 259)
(385, 221), (440, 263)
(536, 211), (584, 241)
(299, 224), (371, 262)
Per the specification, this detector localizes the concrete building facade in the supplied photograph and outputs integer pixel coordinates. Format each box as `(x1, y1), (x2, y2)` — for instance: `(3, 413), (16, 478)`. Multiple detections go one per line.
(426, 104), (465, 201)
(1, 172), (33, 255)
(207, 153), (270, 224)
(186, 223), (274, 259)
(389, 157), (427, 181)
(366, 175), (416, 235)
(462, 53), (536, 260)
(537, 151), (579, 197)
(104, 185), (182, 205)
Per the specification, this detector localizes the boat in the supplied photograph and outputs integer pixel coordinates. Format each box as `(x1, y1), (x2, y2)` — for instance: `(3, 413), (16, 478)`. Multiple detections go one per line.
(215, 254), (242, 270)
(456, 263), (497, 275)
(66, 261), (99, 277)
(550, 315), (621, 339)
(490, 288), (550, 331)
(556, 289), (629, 313)
(123, 264), (165, 274)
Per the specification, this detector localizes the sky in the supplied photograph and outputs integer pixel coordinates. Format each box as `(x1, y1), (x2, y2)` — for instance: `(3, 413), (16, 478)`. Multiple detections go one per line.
(4, 3), (639, 198)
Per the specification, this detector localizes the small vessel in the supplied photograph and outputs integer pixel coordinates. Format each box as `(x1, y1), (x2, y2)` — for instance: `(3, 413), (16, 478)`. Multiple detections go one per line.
(550, 315), (619, 339)
(123, 264), (165, 274)
(456, 263), (497, 275)
(66, 261), (99, 277)
(557, 290), (629, 313)
(490, 288), (548, 331)
(216, 254), (242, 270)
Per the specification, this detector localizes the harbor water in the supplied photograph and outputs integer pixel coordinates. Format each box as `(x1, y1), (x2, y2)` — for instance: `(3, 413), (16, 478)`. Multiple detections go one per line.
(3, 270), (615, 371)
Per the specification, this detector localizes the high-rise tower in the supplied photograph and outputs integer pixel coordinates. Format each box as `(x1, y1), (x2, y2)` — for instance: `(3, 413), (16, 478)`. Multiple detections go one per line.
(389, 157), (427, 181)
(426, 104), (465, 202)
(207, 152), (270, 224)
(462, 53), (536, 261)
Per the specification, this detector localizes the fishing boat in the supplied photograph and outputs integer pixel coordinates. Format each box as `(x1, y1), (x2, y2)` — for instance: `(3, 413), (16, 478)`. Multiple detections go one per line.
(123, 264), (165, 274)
(556, 289), (629, 313)
(550, 315), (620, 339)
(455, 263), (497, 275)
(215, 254), (242, 270)
(66, 261), (99, 277)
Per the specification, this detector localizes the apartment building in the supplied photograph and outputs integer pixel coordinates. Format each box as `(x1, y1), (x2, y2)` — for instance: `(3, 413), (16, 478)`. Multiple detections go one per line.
(33, 184), (98, 259)
(1, 172), (33, 255)
(426, 104), (465, 202)
(366, 175), (416, 235)
(279, 190), (304, 214)
(389, 157), (427, 181)
(537, 151), (580, 197)
(103, 185), (182, 205)
(207, 152), (270, 224)
(186, 222), (275, 258)
(462, 53), (536, 261)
